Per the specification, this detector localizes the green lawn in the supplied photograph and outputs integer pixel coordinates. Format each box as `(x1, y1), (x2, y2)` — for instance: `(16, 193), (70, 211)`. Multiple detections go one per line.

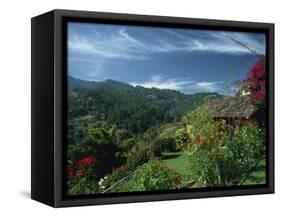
(162, 151), (266, 186)
(161, 151), (189, 175)
(242, 159), (266, 185)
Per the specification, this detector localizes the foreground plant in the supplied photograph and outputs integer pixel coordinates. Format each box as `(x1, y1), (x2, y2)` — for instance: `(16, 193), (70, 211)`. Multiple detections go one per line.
(122, 160), (182, 192)
(67, 155), (98, 195)
(177, 110), (265, 187)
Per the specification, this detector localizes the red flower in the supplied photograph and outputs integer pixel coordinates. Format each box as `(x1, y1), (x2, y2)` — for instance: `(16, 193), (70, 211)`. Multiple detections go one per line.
(240, 120), (247, 125)
(252, 123), (257, 128)
(194, 134), (205, 144)
(76, 156), (96, 167)
(175, 175), (182, 184)
(76, 170), (85, 177)
(67, 166), (74, 176)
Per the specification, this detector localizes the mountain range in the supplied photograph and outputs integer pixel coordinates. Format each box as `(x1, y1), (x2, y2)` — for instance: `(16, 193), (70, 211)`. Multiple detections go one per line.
(67, 76), (221, 143)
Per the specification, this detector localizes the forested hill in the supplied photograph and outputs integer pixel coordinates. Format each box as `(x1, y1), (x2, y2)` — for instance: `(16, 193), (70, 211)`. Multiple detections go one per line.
(67, 76), (220, 142)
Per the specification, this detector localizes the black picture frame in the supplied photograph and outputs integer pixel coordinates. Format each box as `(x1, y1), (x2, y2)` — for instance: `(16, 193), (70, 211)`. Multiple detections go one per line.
(31, 9), (274, 207)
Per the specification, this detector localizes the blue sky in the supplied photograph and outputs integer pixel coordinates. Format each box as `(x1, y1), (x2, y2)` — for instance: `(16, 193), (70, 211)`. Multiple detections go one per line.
(67, 22), (265, 95)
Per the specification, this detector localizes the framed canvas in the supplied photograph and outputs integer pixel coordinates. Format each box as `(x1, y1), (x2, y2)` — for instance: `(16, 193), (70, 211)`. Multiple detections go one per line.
(31, 9), (274, 207)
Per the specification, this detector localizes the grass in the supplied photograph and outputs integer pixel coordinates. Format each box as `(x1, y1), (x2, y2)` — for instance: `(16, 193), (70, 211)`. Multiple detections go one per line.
(161, 151), (266, 186)
(242, 159), (266, 185)
(161, 151), (189, 175)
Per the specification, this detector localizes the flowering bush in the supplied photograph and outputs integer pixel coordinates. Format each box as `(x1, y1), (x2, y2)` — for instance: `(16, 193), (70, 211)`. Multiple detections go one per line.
(178, 110), (265, 186)
(67, 155), (97, 177)
(76, 156), (97, 167)
(178, 111), (227, 186)
(67, 155), (98, 195)
(241, 56), (266, 106)
(180, 111), (227, 154)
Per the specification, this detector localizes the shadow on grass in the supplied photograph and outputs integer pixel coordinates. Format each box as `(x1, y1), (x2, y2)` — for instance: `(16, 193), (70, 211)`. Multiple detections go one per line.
(161, 153), (181, 160)
(243, 160), (266, 185)
(255, 164), (266, 171)
(245, 175), (265, 184)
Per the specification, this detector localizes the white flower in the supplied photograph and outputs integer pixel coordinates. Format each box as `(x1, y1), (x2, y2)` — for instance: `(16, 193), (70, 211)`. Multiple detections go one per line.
(98, 178), (104, 186)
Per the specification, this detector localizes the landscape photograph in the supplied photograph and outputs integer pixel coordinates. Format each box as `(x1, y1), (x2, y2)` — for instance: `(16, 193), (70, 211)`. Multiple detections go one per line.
(66, 22), (267, 195)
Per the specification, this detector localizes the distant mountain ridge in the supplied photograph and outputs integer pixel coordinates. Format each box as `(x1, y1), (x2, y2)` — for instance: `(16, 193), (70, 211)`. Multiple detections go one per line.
(68, 75), (219, 96)
(68, 76), (132, 90)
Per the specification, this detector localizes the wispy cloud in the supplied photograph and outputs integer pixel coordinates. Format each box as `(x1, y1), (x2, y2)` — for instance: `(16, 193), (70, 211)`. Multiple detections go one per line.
(130, 75), (193, 90)
(68, 25), (265, 61)
(192, 81), (224, 92)
(185, 31), (266, 55)
(130, 75), (224, 93)
(68, 28), (149, 60)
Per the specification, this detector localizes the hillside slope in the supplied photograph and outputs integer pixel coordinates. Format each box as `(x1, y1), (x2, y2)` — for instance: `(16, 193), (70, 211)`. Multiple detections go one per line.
(67, 76), (221, 144)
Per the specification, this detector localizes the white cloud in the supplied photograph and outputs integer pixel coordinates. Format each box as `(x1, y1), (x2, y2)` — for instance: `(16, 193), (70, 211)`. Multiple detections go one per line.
(161, 30), (266, 55)
(194, 81), (223, 92)
(68, 27), (265, 61)
(186, 31), (266, 55)
(165, 30), (189, 40)
(68, 29), (149, 60)
(215, 31), (265, 55)
(130, 75), (223, 93)
(130, 75), (192, 90)
(130, 79), (192, 90)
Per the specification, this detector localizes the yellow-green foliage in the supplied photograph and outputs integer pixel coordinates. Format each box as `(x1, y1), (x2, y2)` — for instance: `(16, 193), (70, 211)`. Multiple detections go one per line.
(177, 111), (264, 186)
(179, 111), (227, 155)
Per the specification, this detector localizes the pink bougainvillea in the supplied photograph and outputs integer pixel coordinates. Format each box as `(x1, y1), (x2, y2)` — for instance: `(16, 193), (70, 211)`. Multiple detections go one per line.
(242, 56), (266, 106)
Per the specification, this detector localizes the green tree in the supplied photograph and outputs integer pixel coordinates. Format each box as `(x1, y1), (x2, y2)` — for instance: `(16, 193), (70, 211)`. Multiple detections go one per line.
(81, 128), (121, 178)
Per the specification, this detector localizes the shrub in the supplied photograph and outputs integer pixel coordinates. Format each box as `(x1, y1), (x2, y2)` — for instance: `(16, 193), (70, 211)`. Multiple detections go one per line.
(119, 138), (136, 152)
(179, 111), (227, 155)
(180, 110), (265, 186)
(175, 129), (189, 150)
(126, 149), (152, 171)
(151, 137), (177, 157)
(218, 119), (264, 185)
(180, 111), (227, 186)
(82, 128), (121, 177)
(67, 155), (99, 195)
(123, 160), (182, 192)
(185, 149), (223, 187)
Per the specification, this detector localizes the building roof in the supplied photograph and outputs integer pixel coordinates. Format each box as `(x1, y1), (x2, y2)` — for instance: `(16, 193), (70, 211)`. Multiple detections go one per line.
(200, 95), (256, 118)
